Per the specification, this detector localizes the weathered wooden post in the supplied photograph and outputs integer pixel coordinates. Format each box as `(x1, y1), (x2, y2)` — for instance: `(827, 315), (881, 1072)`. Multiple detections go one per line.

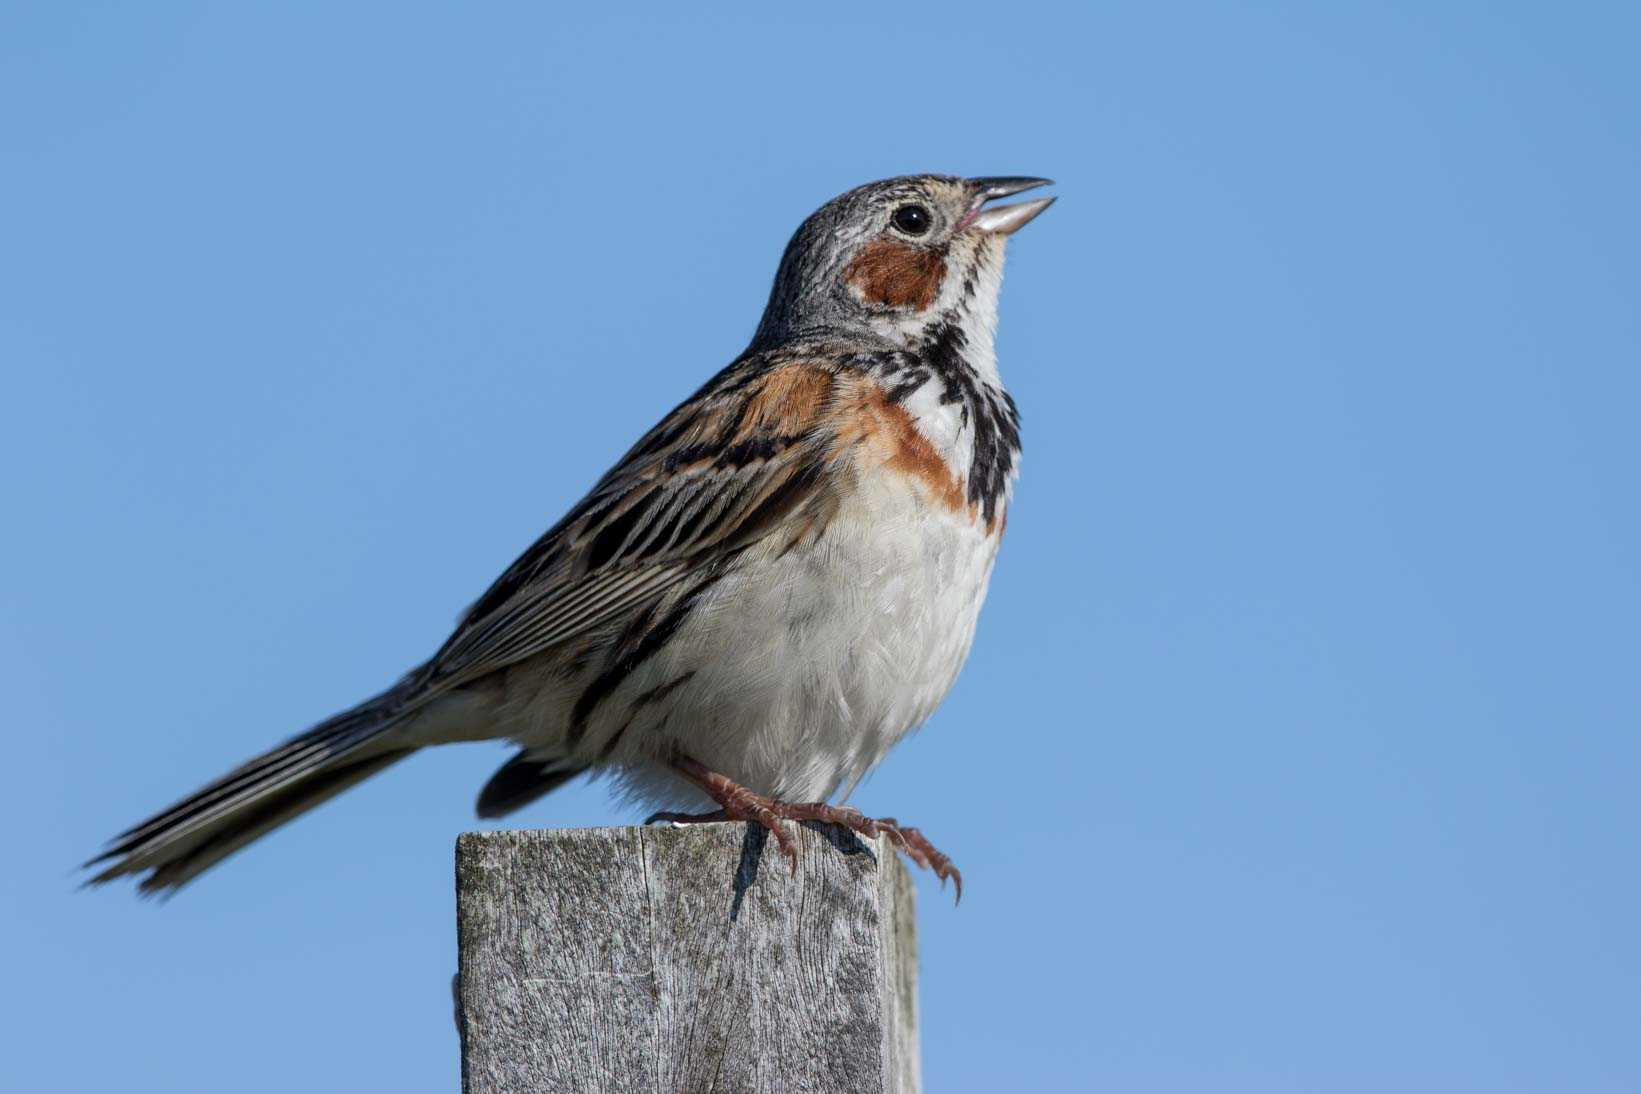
(456, 822), (919, 1094)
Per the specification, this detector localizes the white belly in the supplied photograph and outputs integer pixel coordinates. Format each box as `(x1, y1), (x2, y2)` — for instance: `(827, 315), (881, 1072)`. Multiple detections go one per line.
(599, 475), (1003, 807)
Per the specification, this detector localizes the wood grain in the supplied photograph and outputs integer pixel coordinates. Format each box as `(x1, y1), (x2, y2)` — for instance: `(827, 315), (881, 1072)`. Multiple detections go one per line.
(457, 823), (919, 1094)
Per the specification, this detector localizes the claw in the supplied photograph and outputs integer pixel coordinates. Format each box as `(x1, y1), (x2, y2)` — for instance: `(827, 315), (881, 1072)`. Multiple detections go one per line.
(899, 827), (962, 904)
(665, 753), (963, 899)
(770, 823), (799, 874)
(742, 800), (798, 874)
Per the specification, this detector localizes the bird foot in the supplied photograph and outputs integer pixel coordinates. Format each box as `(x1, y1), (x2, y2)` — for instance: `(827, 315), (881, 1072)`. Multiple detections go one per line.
(646, 755), (962, 901)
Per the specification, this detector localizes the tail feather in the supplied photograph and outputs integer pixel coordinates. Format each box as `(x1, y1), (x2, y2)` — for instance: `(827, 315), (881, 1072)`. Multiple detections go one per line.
(86, 698), (414, 895)
(103, 704), (383, 852)
(475, 750), (587, 819)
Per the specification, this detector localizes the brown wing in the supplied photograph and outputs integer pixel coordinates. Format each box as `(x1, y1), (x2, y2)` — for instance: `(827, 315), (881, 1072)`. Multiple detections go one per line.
(415, 353), (851, 696)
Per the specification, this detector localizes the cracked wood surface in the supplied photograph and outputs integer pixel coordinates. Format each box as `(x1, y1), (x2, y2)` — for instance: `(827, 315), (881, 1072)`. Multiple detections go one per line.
(456, 823), (919, 1094)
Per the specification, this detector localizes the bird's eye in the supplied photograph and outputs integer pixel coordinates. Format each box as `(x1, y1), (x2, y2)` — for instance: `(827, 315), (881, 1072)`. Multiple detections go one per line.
(891, 204), (932, 236)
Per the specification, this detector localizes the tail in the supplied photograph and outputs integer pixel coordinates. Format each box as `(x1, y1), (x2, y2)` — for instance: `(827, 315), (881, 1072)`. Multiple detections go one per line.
(85, 694), (416, 895)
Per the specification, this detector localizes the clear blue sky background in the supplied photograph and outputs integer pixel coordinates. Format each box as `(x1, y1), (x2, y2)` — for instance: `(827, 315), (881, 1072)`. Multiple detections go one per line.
(4, 3), (1638, 1091)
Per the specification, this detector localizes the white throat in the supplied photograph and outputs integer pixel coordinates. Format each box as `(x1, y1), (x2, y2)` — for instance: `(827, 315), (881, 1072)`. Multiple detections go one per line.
(877, 235), (1008, 390)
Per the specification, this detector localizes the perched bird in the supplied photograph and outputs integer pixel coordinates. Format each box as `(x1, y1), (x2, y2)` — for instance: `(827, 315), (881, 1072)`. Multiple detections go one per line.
(86, 174), (1055, 896)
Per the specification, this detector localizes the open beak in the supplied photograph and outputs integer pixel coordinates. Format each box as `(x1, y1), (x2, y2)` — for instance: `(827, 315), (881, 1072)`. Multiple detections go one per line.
(964, 176), (1056, 235)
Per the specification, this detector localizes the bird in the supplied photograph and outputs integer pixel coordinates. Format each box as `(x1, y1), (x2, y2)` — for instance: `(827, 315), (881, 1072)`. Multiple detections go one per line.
(85, 174), (1055, 897)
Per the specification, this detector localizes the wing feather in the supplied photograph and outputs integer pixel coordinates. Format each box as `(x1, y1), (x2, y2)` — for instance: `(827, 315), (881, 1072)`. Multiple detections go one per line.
(413, 352), (853, 698)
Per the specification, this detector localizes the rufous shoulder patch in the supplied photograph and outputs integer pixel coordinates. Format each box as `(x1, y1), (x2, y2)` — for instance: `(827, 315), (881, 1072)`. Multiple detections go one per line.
(733, 363), (836, 440)
(830, 378), (969, 517)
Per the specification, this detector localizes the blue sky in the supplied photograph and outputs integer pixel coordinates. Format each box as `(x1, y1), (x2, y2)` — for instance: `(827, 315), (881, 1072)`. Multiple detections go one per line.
(4, 3), (1639, 1090)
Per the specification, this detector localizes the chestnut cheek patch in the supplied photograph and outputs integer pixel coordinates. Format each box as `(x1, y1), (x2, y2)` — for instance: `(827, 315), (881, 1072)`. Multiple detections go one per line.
(845, 239), (947, 311)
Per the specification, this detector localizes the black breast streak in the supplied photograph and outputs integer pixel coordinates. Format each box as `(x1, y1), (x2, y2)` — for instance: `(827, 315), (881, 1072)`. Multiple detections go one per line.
(567, 564), (732, 745)
(597, 671), (697, 761)
(918, 328), (1020, 526)
(634, 669), (698, 709)
(860, 315), (1020, 527)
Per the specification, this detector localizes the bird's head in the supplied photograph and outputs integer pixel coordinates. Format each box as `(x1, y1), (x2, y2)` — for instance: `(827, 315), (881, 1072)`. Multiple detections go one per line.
(751, 175), (1055, 351)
